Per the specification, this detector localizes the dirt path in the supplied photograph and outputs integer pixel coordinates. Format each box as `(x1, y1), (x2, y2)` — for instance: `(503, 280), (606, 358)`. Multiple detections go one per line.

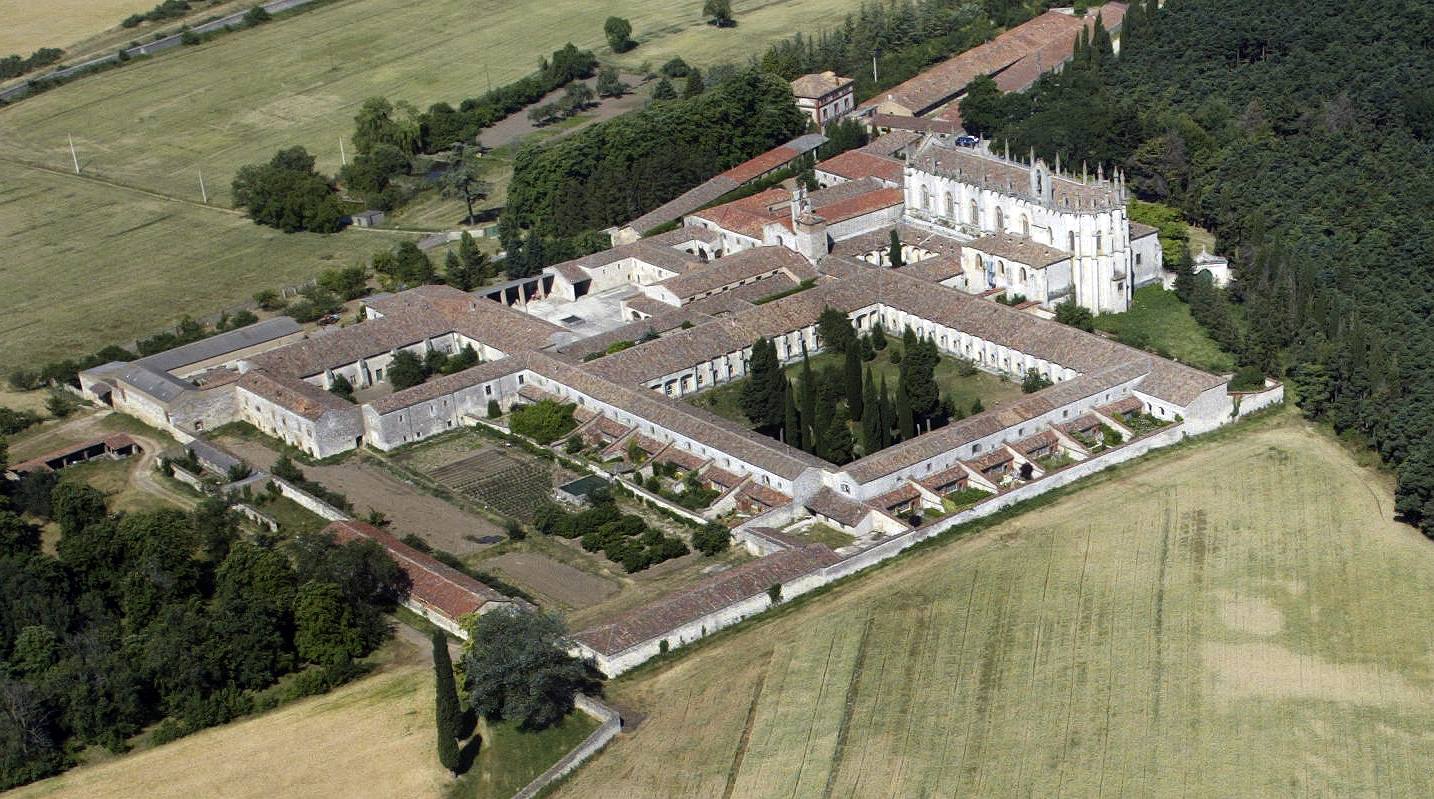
(218, 436), (502, 554)
(481, 74), (649, 149)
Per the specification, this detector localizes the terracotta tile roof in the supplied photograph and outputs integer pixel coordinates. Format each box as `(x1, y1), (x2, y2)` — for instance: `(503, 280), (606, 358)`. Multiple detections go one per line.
(325, 520), (511, 621)
(574, 545), (842, 656)
(966, 447), (1015, 473)
(369, 358), (522, 415)
(1059, 413), (1103, 436)
(829, 223), (963, 260)
(702, 465), (744, 489)
(899, 254), (965, 283)
(918, 465), (969, 492)
(870, 482), (922, 510)
(656, 247), (813, 301)
(862, 130), (922, 157)
(858, 5), (1126, 116)
(1013, 430), (1060, 455)
(237, 370), (358, 421)
(868, 114), (961, 134)
(1136, 360), (1225, 406)
(790, 71), (853, 99)
(965, 232), (1071, 268)
(1128, 221), (1159, 239)
(738, 481), (790, 509)
(809, 186), (904, 225)
(626, 177), (741, 235)
(656, 446), (708, 472)
(688, 188), (792, 240)
(1097, 396), (1144, 417)
(815, 149), (905, 185)
(721, 146), (800, 185)
(805, 486), (871, 528)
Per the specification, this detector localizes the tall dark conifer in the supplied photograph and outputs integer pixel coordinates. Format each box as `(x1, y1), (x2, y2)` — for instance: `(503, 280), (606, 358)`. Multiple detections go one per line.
(783, 378), (801, 450)
(844, 345), (863, 420)
(799, 350), (817, 454)
(860, 369), (880, 454)
(878, 375), (893, 448)
(432, 631), (462, 772)
(896, 379), (915, 441)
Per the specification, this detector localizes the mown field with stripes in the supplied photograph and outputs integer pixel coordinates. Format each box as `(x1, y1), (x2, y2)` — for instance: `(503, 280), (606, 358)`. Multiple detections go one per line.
(555, 412), (1434, 797)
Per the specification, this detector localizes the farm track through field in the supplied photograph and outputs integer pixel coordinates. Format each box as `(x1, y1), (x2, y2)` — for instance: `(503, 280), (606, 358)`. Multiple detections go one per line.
(722, 657), (771, 799)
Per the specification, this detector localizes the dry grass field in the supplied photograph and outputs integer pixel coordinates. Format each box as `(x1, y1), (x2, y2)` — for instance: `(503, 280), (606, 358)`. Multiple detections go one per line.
(0, 159), (408, 369)
(0, 0), (154, 54)
(0, 0), (856, 209)
(554, 412), (1434, 798)
(7, 637), (448, 799)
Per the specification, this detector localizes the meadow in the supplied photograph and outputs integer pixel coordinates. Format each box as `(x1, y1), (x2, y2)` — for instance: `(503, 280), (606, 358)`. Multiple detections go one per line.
(0, 0), (854, 209)
(0, 0), (155, 54)
(552, 412), (1434, 797)
(1095, 284), (1237, 373)
(0, 159), (408, 369)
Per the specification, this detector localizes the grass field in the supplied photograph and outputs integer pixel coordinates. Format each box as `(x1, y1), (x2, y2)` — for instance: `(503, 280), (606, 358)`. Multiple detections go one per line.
(552, 412), (1434, 797)
(1094, 285), (1236, 374)
(0, 0), (855, 209)
(452, 713), (600, 799)
(0, 159), (408, 369)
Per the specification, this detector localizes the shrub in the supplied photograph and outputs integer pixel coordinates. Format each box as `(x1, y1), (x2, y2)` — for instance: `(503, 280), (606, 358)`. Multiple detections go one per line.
(692, 522), (730, 556)
(508, 399), (577, 444)
(486, 399), (501, 418)
(1229, 365), (1266, 392)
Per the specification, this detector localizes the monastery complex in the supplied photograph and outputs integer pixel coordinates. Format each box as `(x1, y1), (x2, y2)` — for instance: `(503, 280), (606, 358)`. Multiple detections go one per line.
(74, 3), (1282, 674)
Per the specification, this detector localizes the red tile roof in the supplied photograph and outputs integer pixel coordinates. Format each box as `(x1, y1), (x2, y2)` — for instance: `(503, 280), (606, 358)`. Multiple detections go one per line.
(324, 520), (510, 622)
(575, 545), (842, 655)
(10, 434), (139, 474)
(720, 146), (800, 185)
(816, 149), (905, 185)
(810, 187), (904, 225)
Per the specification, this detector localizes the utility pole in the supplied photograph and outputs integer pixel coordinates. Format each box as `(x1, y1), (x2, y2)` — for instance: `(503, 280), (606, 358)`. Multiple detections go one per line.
(67, 134), (80, 174)
(871, 52), (878, 83)
(198, 168), (208, 203)
(339, 138), (347, 166)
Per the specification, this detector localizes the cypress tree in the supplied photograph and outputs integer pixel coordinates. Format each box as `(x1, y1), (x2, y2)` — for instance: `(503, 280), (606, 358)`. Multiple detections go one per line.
(432, 631), (462, 772)
(888, 229), (904, 267)
(878, 374), (893, 448)
(822, 405), (854, 464)
(740, 337), (783, 432)
(784, 378), (801, 450)
(800, 350), (817, 453)
(970, 397), (984, 415)
(861, 369), (880, 454)
(844, 345), (863, 420)
(812, 387), (834, 459)
(871, 323), (887, 351)
(896, 379), (915, 441)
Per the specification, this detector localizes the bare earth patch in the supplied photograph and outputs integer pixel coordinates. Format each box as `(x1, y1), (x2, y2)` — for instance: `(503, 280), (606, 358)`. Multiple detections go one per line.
(486, 551), (620, 609)
(218, 436), (502, 553)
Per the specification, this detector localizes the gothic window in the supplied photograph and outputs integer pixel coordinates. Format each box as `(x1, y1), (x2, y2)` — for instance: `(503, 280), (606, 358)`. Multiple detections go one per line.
(969, 199), (979, 224)
(995, 207), (1005, 230)
(1068, 231), (1076, 253)
(1019, 267), (1028, 283)
(920, 185), (930, 210)
(1035, 171), (1043, 194)
(997, 260), (1005, 277)
(1021, 215), (1030, 237)
(944, 192), (954, 218)
(1096, 231), (1104, 255)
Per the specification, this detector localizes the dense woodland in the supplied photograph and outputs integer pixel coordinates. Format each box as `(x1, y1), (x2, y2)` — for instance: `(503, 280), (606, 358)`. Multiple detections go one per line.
(0, 476), (408, 789)
(957, 0), (1434, 534)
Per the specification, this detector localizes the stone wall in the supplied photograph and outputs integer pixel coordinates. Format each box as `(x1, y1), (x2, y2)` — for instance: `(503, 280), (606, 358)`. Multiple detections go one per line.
(511, 695), (622, 799)
(270, 477), (349, 521)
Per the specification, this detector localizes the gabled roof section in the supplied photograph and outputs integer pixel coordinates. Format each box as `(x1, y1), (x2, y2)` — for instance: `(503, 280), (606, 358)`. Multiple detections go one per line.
(134, 317), (301, 375)
(237, 371), (359, 421)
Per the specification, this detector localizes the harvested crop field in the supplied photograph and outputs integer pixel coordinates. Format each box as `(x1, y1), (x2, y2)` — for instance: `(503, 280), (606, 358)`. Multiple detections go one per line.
(485, 551), (620, 609)
(7, 636), (445, 799)
(553, 413), (1434, 797)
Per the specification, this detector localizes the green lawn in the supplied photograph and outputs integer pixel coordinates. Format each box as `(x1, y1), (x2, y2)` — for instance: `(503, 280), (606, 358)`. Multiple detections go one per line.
(450, 711), (600, 799)
(252, 493), (329, 536)
(0, 160), (410, 370)
(1094, 285), (1236, 373)
(553, 414), (1434, 797)
(688, 344), (1025, 427)
(0, 0), (858, 209)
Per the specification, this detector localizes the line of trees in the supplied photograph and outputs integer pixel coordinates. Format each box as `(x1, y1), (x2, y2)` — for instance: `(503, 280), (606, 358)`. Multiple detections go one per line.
(0, 47), (63, 80)
(0, 481), (408, 789)
(965, 0), (1434, 535)
(500, 69), (806, 274)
